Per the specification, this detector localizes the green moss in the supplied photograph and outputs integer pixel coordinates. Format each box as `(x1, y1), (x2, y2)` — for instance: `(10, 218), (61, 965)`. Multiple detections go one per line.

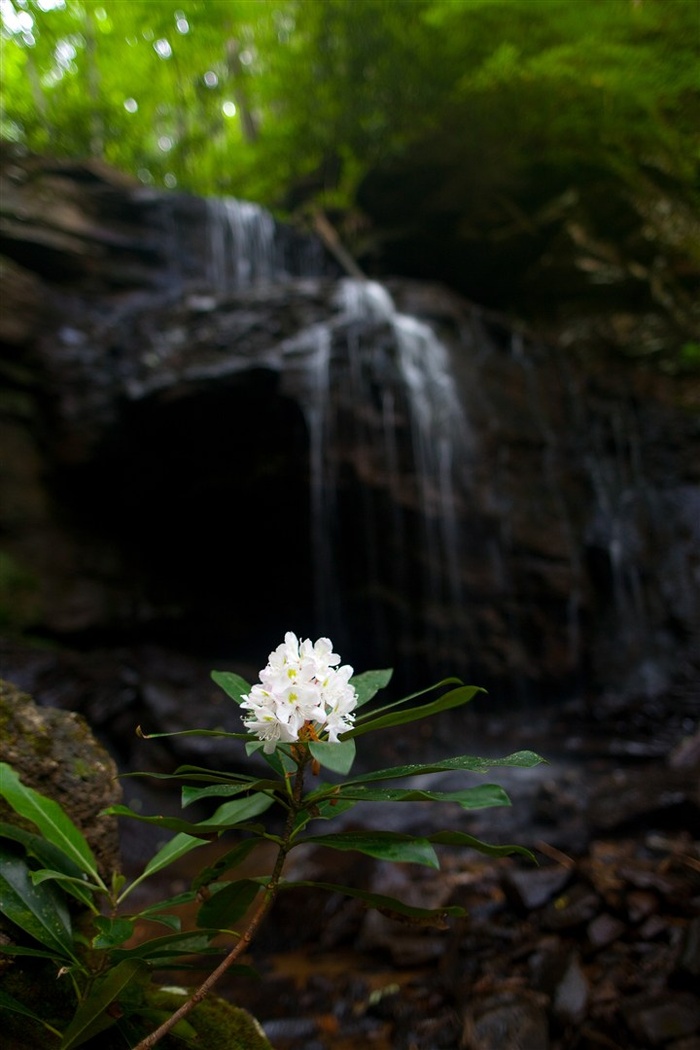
(0, 969), (275, 1050)
(148, 989), (275, 1050)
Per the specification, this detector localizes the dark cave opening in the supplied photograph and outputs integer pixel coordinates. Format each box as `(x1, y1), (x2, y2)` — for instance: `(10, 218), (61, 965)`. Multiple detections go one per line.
(55, 368), (318, 661)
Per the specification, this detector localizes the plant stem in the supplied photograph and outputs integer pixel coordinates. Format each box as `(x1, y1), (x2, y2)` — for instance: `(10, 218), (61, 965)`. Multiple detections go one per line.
(132, 754), (309, 1049)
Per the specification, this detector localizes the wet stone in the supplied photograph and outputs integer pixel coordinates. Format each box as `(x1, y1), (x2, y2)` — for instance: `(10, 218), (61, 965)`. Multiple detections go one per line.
(540, 882), (601, 930)
(551, 951), (589, 1025)
(461, 992), (550, 1050)
(501, 864), (572, 912)
(626, 889), (660, 923)
(622, 991), (700, 1046)
(587, 912), (627, 949)
(678, 916), (700, 979)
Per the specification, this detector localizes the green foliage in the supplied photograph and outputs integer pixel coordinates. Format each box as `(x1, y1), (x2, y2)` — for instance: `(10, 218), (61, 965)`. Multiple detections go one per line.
(0, 657), (544, 1047)
(0, 0), (696, 213)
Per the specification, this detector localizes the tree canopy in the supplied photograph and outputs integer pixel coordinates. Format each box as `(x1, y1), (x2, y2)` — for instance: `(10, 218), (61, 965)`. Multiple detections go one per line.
(1, 0), (698, 214)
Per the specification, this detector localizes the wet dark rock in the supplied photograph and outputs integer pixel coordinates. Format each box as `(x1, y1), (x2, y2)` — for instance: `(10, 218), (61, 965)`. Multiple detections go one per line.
(551, 951), (589, 1025)
(622, 991), (700, 1046)
(588, 765), (700, 833)
(677, 916), (700, 980)
(501, 865), (572, 912)
(539, 882), (601, 931)
(586, 912), (627, 949)
(461, 991), (550, 1050)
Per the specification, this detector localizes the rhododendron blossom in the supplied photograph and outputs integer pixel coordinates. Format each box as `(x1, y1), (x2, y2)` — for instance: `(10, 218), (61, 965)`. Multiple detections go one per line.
(240, 632), (357, 752)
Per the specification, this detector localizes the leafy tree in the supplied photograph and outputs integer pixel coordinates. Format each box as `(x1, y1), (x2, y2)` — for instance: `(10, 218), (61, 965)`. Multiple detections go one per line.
(0, 0), (697, 218)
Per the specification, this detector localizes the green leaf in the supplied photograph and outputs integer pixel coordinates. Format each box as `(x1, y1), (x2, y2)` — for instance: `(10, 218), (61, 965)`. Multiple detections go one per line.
(181, 779), (280, 808)
(59, 959), (148, 1049)
(344, 685), (485, 739)
(309, 738), (356, 775)
(280, 879), (465, 926)
(92, 915), (135, 949)
(338, 750), (546, 786)
(0, 988), (60, 1033)
(0, 763), (100, 883)
(330, 783), (511, 810)
(258, 745), (297, 777)
(191, 838), (261, 892)
(211, 670), (252, 705)
(196, 879), (261, 930)
(135, 889), (198, 919)
(0, 844), (76, 960)
(107, 791), (274, 837)
(299, 831), (440, 868)
(0, 943), (77, 961)
(353, 676), (463, 722)
(134, 911), (182, 933)
(350, 669), (393, 707)
(125, 833), (208, 896)
(0, 823), (96, 908)
(110, 929), (221, 962)
(134, 727), (249, 742)
(29, 869), (99, 909)
(428, 830), (537, 862)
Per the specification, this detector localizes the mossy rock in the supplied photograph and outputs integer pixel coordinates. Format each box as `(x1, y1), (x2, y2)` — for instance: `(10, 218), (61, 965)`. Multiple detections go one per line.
(0, 678), (122, 876)
(0, 972), (275, 1050)
(145, 987), (275, 1050)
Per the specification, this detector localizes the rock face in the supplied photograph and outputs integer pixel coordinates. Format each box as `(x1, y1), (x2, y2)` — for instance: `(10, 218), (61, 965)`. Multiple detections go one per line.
(0, 147), (698, 735)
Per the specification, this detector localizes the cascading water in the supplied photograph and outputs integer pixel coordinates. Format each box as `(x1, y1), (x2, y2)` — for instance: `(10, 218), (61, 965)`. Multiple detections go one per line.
(333, 278), (472, 630)
(206, 198), (277, 291)
(196, 199), (474, 666)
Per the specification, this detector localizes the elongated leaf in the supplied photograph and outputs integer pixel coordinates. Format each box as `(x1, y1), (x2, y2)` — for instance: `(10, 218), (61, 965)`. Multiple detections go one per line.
(135, 832), (208, 882)
(299, 831), (439, 868)
(136, 889), (199, 918)
(196, 879), (262, 929)
(135, 727), (248, 742)
(181, 780), (280, 808)
(30, 868), (100, 908)
(279, 879), (465, 925)
(428, 830), (537, 862)
(191, 838), (260, 892)
(0, 763), (99, 881)
(107, 791), (274, 837)
(59, 958), (147, 1050)
(334, 750), (546, 787)
(259, 745), (297, 777)
(353, 676), (463, 722)
(0, 845), (76, 960)
(350, 669), (393, 707)
(211, 670), (252, 704)
(331, 783), (511, 810)
(0, 943), (76, 961)
(0, 824), (95, 908)
(120, 768), (259, 785)
(0, 988), (59, 1032)
(344, 685), (484, 739)
(110, 929), (221, 961)
(308, 738), (356, 775)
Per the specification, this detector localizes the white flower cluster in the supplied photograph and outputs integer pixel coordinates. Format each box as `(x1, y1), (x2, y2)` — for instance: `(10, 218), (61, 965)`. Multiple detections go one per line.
(240, 632), (358, 753)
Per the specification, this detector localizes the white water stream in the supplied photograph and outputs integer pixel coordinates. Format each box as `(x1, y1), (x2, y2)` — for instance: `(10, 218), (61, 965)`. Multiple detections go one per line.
(203, 199), (473, 646)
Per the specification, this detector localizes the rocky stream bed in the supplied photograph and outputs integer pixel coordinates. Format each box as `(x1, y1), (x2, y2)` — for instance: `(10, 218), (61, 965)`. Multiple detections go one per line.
(113, 681), (700, 1050)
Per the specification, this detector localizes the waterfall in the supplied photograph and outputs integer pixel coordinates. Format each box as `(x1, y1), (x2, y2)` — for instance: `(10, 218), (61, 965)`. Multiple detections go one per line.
(197, 193), (475, 660)
(334, 278), (472, 625)
(206, 197), (278, 291)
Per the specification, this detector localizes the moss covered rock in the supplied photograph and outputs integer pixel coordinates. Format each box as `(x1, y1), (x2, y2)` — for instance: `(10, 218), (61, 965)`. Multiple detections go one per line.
(0, 677), (122, 876)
